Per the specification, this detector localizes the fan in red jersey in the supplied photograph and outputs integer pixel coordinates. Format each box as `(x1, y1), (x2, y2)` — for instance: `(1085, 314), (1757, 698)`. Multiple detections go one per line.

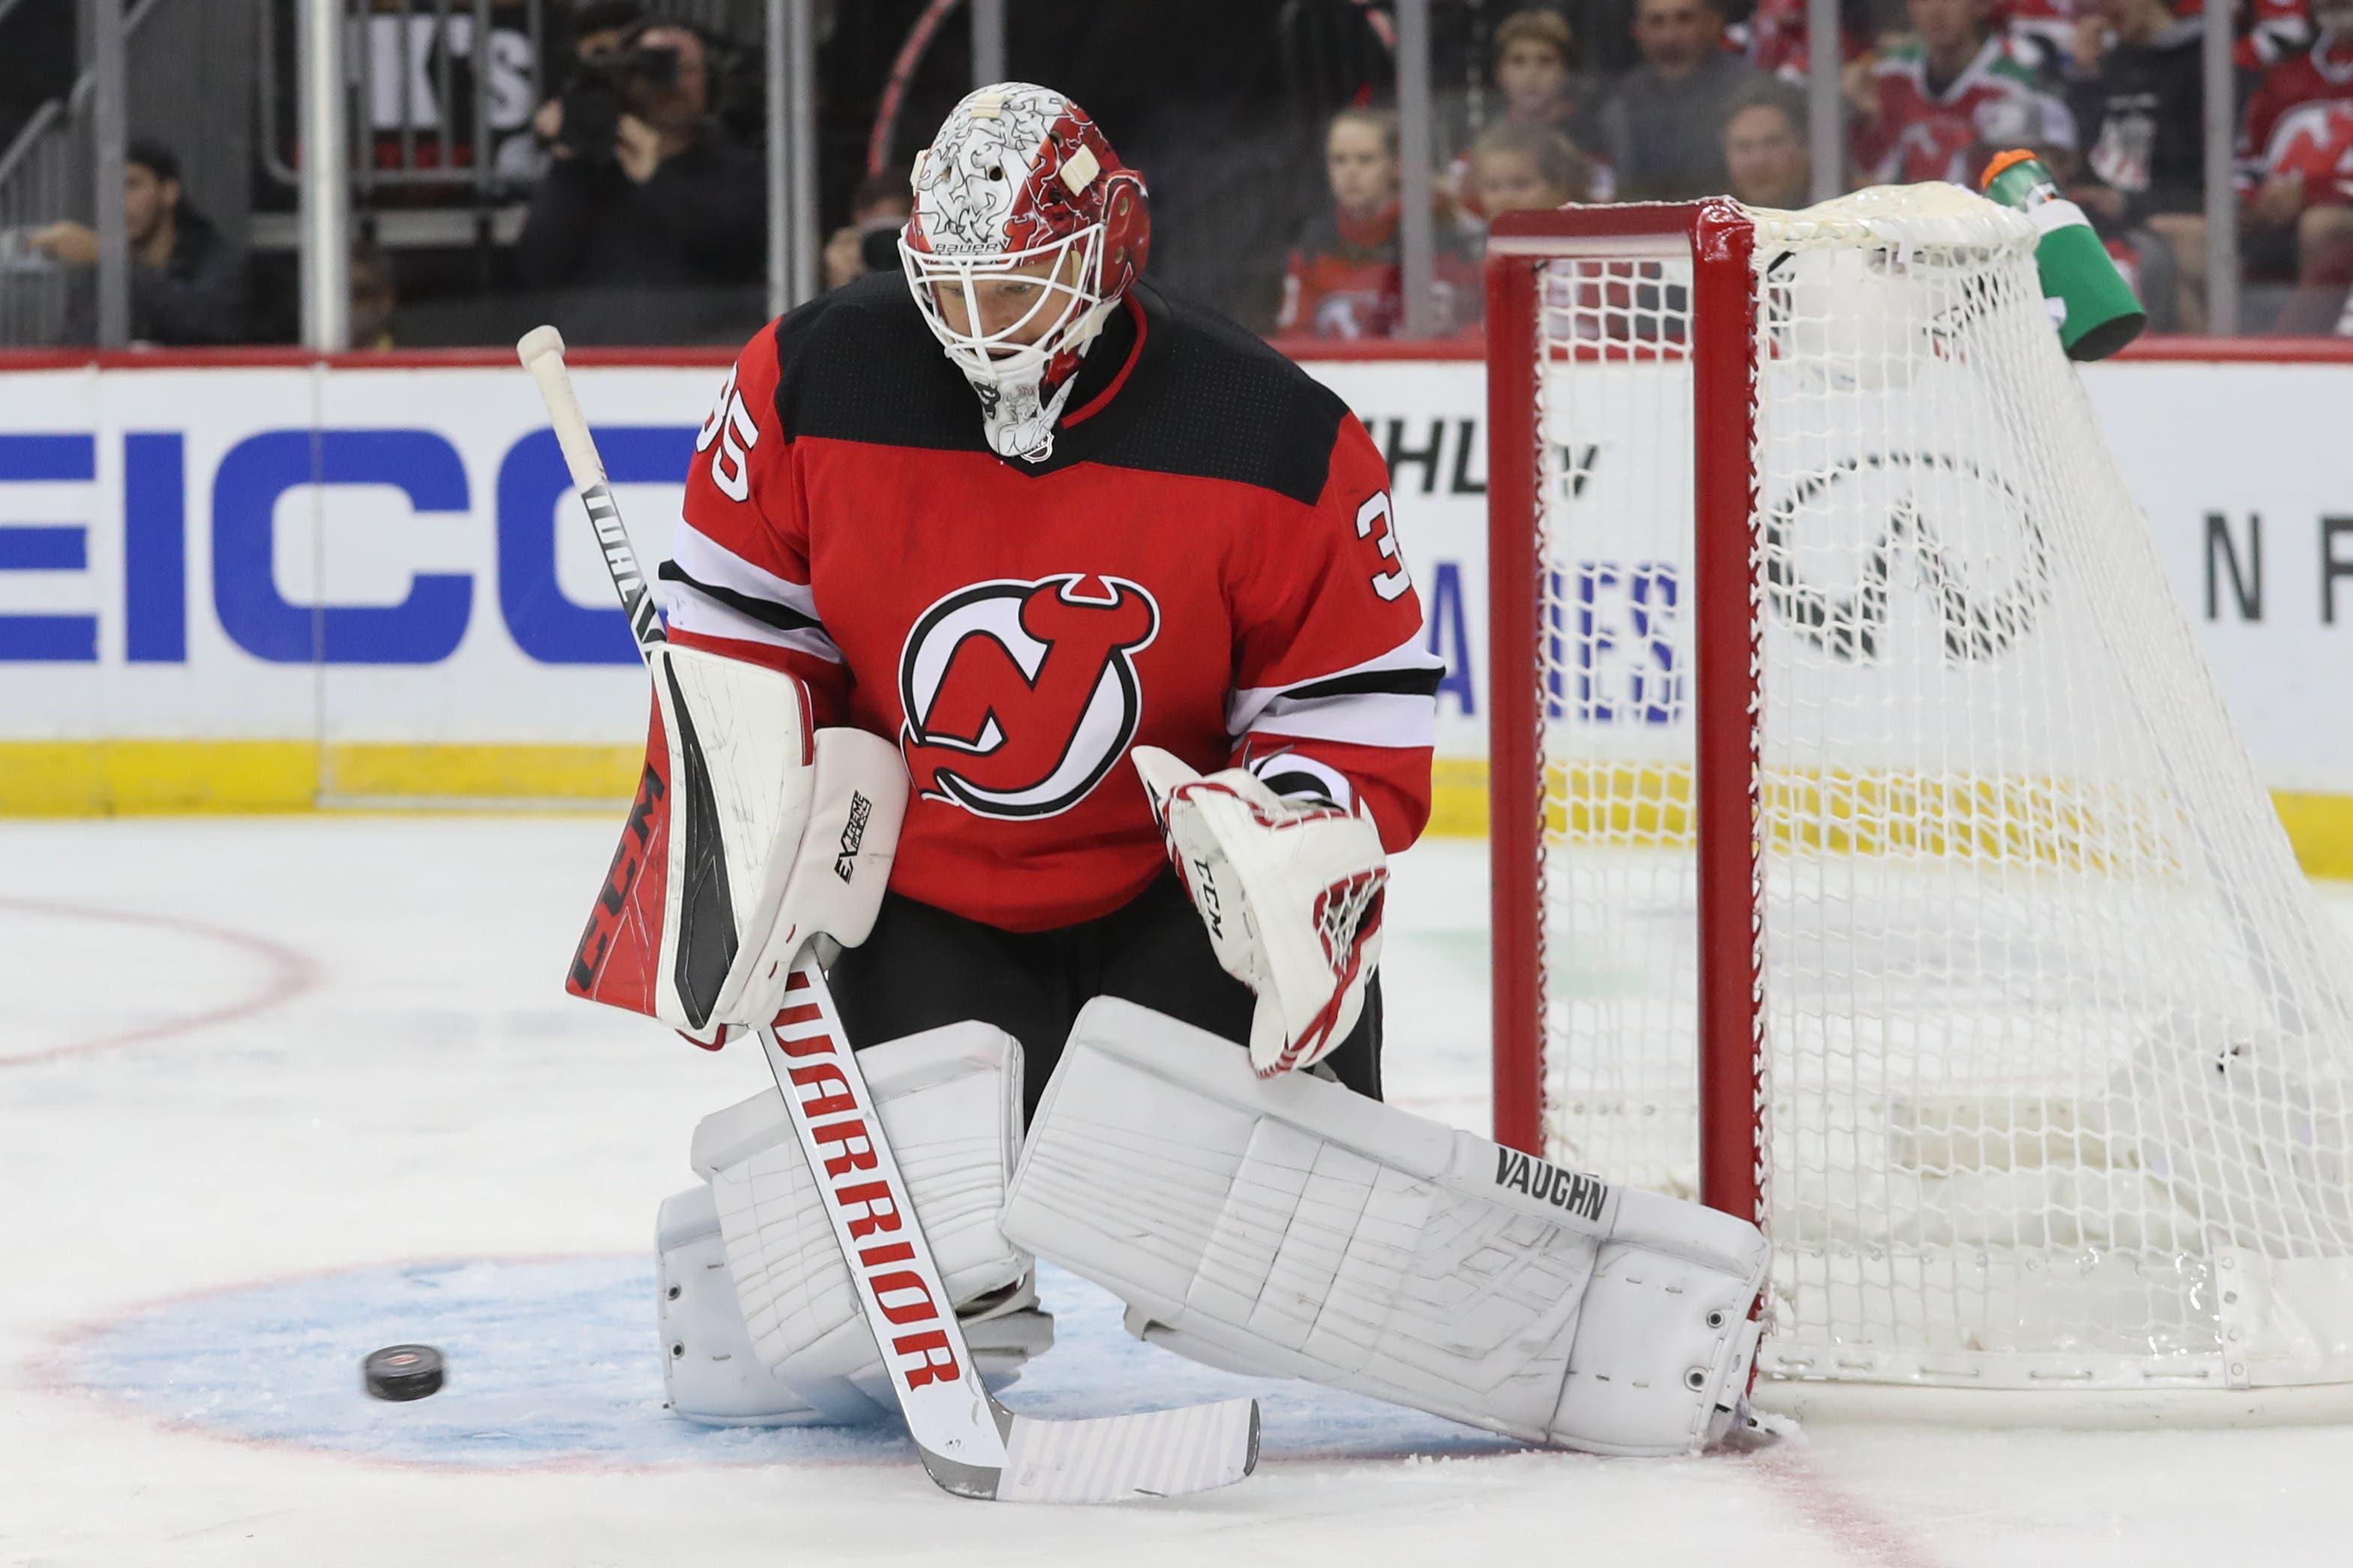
(2240, 0), (2353, 330)
(585, 81), (1766, 1458)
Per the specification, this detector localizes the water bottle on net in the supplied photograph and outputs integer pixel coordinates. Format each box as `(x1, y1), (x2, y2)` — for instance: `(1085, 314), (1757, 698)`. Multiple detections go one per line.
(1979, 148), (2147, 363)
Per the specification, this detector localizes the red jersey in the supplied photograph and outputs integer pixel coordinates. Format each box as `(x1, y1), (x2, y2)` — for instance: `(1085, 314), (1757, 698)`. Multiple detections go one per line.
(2006, 0), (2309, 70)
(665, 275), (1440, 933)
(1851, 35), (2066, 187)
(2243, 34), (2353, 201)
(1745, 0), (1870, 74)
(1277, 201), (1476, 339)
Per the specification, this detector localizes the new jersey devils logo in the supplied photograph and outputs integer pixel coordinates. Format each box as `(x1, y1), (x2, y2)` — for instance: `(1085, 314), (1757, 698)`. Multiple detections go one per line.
(899, 574), (1160, 818)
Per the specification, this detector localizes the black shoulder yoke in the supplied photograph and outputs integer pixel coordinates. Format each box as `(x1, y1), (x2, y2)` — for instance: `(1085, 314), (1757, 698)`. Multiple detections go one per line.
(772, 273), (1349, 507)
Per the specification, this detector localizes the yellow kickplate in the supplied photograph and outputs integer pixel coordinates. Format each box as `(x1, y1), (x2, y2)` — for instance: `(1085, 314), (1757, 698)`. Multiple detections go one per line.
(0, 741), (642, 814)
(0, 741), (320, 814)
(7, 742), (2352, 884)
(323, 743), (642, 802)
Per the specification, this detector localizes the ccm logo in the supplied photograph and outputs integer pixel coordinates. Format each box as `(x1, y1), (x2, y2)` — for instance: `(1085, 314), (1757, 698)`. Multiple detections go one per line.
(568, 763), (665, 995)
(832, 791), (872, 883)
(1190, 856), (1223, 940)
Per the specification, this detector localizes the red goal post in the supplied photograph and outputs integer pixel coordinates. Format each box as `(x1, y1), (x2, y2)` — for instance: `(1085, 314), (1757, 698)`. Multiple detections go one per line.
(1483, 200), (1765, 1227)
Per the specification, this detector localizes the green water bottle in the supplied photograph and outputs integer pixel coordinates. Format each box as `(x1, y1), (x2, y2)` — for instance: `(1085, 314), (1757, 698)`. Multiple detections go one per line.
(1980, 149), (2147, 362)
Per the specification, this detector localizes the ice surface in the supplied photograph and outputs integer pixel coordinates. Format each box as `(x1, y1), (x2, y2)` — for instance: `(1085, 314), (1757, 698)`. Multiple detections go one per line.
(2, 817), (2348, 1566)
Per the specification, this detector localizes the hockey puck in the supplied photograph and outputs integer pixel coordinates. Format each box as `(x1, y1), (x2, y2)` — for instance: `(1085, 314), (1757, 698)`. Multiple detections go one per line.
(363, 1344), (444, 1401)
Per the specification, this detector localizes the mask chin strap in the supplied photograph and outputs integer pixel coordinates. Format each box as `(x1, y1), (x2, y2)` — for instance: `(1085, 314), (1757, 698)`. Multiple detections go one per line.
(965, 294), (1119, 464)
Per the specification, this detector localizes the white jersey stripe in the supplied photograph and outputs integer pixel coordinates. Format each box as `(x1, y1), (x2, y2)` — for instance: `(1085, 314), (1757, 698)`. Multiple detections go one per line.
(666, 577), (844, 664)
(1223, 626), (1440, 744)
(1243, 690), (1435, 752)
(673, 521), (823, 623)
(1224, 632), (1445, 736)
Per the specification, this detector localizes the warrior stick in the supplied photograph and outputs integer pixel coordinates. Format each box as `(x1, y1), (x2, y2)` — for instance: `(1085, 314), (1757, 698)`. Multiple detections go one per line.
(516, 325), (1259, 1503)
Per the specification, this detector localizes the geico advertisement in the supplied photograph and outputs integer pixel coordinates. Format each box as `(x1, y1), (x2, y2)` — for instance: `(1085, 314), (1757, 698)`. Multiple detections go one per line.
(0, 357), (2348, 791)
(0, 364), (710, 743)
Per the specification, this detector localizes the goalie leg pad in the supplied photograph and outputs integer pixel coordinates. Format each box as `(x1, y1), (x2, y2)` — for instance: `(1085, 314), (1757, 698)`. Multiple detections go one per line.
(666, 1021), (1046, 1425)
(998, 999), (1769, 1456)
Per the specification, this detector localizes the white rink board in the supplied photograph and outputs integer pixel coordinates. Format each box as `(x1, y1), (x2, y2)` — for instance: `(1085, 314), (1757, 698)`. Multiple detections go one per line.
(0, 355), (2345, 788)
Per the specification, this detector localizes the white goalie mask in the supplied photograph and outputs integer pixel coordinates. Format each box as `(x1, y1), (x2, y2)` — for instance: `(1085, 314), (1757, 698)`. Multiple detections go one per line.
(898, 82), (1151, 463)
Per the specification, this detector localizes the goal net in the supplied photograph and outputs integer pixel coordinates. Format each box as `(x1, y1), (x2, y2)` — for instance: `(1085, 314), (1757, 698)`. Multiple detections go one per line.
(1484, 186), (2353, 1399)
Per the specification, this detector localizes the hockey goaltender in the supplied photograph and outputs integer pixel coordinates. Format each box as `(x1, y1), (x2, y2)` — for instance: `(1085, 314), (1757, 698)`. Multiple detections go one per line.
(564, 80), (1769, 1458)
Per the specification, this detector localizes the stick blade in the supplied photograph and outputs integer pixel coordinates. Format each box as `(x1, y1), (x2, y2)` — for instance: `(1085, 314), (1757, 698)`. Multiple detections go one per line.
(993, 1397), (1259, 1504)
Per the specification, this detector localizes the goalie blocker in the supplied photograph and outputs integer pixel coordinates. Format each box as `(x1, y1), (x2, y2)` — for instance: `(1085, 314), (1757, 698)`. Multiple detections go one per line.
(1002, 1000), (1769, 1456)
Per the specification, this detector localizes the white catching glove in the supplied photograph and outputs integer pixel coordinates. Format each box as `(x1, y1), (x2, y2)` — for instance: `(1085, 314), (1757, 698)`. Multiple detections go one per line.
(1130, 745), (1387, 1076)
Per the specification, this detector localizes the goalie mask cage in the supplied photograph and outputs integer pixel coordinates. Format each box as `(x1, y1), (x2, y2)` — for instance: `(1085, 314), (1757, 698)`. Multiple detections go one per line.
(1484, 188), (2353, 1414)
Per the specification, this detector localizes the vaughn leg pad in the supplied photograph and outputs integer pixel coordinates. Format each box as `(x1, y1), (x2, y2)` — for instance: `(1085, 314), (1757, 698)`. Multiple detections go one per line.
(998, 998), (1768, 1456)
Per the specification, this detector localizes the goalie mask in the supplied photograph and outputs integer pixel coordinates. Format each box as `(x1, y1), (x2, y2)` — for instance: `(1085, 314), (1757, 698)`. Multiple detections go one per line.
(899, 82), (1151, 464)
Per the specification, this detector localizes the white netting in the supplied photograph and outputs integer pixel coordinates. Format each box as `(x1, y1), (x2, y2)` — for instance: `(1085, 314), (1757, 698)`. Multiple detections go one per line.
(1528, 187), (2353, 1391)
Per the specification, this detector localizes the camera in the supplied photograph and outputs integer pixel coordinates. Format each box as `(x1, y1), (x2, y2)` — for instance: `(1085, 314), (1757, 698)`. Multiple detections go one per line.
(556, 42), (682, 161)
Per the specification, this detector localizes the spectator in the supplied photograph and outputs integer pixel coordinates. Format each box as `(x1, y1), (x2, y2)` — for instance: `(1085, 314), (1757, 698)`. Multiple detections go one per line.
(566, 0), (646, 59)
(1723, 79), (1813, 207)
(350, 242), (399, 351)
(1493, 9), (1608, 171)
(824, 171), (914, 292)
(1455, 122), (1594, 336)
(2064, 0), (2208, 326)
(35, 137), (249, 345)
(1470, 119), (1597, 221)
(2231, 0), (2320, 71)
(1975, 95), (2183, 330)
(1738, 0), (1872, 74)
(516, 20), (764, 292)
(1280, 108), (1408, 338)
(2006, 0), (2086, 74)
(2009, 0), (2309, 75)
(1450, 10), (1611, 233)
(1848, 0), (2075, 188)
(1277, 107), (1470, 338)
(2240, 0), (2353, 332)
(1599, 0), (1762, 200)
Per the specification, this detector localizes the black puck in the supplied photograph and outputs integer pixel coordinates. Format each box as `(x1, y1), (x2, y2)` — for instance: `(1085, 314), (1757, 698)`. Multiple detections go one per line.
(363, 1344), (444, 1401)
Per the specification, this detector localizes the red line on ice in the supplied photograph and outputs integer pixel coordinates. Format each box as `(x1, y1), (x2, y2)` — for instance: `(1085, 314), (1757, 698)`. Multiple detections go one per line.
(0, 898), (320, 1067)
(1750, 1441), (1949, 1568)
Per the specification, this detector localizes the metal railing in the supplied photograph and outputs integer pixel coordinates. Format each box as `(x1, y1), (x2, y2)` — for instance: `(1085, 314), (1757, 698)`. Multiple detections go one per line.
(260, 0), (542, 204)
(0, 0), (257, 345)
(257, 0), (770, 212)
(0, 0), (2285, 347)
(0, 100), (74, 345)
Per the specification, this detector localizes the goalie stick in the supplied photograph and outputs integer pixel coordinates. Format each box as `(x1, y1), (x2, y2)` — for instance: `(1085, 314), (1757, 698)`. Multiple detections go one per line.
(516, 325), (1259, 1503)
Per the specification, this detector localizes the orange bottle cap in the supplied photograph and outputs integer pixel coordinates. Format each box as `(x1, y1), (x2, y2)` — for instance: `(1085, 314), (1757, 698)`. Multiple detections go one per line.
(1979, 148), (2039, 190)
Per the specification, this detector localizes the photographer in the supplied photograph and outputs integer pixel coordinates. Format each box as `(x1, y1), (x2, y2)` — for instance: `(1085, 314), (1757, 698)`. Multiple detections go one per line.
(822, 172), (913, 291)
(516, 17), (763, 296)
